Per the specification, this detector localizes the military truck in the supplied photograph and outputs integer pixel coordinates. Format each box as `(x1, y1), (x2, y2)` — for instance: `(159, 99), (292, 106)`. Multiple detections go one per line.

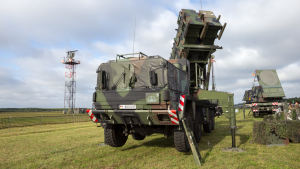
(242, 69), (286, 116)
(87, 9), (235, 153)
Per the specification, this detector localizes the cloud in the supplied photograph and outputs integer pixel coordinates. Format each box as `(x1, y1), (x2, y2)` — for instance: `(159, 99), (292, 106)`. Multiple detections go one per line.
(0, 0), (299, 107)
(278, 63), (300, 82)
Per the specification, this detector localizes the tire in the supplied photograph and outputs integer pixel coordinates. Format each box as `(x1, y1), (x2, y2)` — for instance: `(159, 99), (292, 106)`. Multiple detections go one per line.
(194, 112), (202, 143)
(211, 116), (215, 130)
(218, 107), (223, 115)
(174, 115), (192, 152)
(203, 110), (212, 133)
(211, 110), (215, 130)
(104, 124), (128, 147)
(132, 133), (146, 140)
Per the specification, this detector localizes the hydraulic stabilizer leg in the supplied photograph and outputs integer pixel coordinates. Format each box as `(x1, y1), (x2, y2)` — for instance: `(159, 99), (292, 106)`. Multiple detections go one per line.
(230, 97), (237, 148)
(222, 94), (246, 153)
(231, 127), (237, 148)
(182, 118), (202, 166)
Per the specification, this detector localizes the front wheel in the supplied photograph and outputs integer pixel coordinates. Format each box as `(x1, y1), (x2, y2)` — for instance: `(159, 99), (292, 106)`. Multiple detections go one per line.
(174, 114), (192, 152)
(104, 124), (128, 147)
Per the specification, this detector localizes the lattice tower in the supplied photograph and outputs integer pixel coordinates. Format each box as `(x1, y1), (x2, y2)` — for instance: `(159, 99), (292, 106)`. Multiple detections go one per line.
(61, 50), (80, 114)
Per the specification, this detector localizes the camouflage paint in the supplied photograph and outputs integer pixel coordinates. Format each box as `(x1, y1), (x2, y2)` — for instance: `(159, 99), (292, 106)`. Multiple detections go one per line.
(242, 69), (286, 116)
(92, 9), (234, 129)
(170, 9), (234, 123)
(92, 55), (190, 126)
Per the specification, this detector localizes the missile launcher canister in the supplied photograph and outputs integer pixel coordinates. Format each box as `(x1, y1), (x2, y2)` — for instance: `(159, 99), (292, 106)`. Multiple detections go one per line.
(243, 69), (286, 116)
(171, 10), (225, 59)
(170, 10), (226, 93)
(87, 9), (236, 154)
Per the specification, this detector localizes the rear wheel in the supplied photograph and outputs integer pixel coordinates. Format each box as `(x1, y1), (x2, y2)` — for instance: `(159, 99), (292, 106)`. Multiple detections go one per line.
(132, 133), (146, 140)
(194, 112), (202, 143)
(211, 116), (215, 130)
(203, 121), (212, 133)
(203, 110), (212, 133)
(104, 124), (128, 147)
(174, 114), (192, 152)
(211, 110), (215, 130)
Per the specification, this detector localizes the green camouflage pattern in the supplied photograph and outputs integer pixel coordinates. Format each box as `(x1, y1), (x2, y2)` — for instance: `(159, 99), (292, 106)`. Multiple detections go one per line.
(252, 110), (300, 144)
(171, 9), (224, 59)
(255, 69), (285, 98)
(170, 9), (234, 122)
(97, 56), (188, 93)
(242, 70), (285, 116)
(243, 69), (285, 102)
(170, 9), (226, 90)
(93, 55), (189, 125)
(91, 9), (234, 133)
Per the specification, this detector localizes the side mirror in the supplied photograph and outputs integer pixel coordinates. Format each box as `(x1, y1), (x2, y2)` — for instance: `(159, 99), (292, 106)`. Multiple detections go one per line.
(93, 92), (97, 102)
(101, 71), (106, 89)
(150, 70), (157, 86)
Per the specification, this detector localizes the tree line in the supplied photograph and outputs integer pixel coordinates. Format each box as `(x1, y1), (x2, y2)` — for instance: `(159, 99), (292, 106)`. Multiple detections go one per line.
(286, 97), (300, 104)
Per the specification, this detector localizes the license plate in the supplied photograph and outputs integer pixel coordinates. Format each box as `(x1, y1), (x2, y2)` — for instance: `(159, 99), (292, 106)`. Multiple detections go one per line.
(119, 105), (136, 109)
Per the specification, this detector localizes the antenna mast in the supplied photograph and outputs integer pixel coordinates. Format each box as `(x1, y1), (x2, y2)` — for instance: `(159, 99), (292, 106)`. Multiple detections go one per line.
(61, 50), (80, 114)
(200, 0), (202, 10)
(133, 17), (136, 56)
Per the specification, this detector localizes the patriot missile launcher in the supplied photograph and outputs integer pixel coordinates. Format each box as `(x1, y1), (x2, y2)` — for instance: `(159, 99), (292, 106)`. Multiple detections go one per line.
(86, 9), (237, 163)
(243, 69), (286, 116)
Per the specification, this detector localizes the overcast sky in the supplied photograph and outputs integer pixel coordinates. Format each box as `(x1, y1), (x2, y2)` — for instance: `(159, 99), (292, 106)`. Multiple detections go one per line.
(1, 0), (299, 108)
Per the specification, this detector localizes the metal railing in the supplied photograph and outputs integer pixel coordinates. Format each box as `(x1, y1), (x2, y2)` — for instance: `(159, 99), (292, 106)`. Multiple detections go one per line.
(195, 63), (204, 89)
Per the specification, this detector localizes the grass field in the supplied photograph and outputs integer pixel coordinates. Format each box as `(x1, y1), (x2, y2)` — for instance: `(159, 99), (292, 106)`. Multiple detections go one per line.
(0, 112), (91, 129)
(0, 111), (64, 118)
(0, 110), (300, 168)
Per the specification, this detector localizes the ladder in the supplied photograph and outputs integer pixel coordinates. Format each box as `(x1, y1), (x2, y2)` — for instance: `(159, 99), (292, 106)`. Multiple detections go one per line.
(178, 95), (202, 166)
(181, 117), (202, 166)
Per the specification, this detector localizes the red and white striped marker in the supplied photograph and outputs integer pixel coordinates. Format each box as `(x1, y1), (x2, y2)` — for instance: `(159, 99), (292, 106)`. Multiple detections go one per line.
(272, 102), (278, 105)
(253, 109), (258, 112)
(86, 109), (98, 122)
(252, 103), (257, 106)
(178, 95), (185, 111)
(273, 109), (278, 111)
(167, 95), (186, 125)
(168, 110), (179, 124)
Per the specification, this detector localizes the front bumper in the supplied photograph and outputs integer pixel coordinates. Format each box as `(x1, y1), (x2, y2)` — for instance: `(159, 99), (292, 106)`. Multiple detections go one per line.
(86, 109), (180, 126)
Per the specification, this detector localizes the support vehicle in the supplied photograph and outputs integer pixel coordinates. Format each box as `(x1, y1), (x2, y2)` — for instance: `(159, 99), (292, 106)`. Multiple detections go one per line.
(242, 69), (286, 116)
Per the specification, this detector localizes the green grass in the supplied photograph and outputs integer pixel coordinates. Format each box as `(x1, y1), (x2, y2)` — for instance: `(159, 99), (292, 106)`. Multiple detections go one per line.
(0, 110), (300, 168)
(0, 112), (91, 129)
(0, 111), (64, 118)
